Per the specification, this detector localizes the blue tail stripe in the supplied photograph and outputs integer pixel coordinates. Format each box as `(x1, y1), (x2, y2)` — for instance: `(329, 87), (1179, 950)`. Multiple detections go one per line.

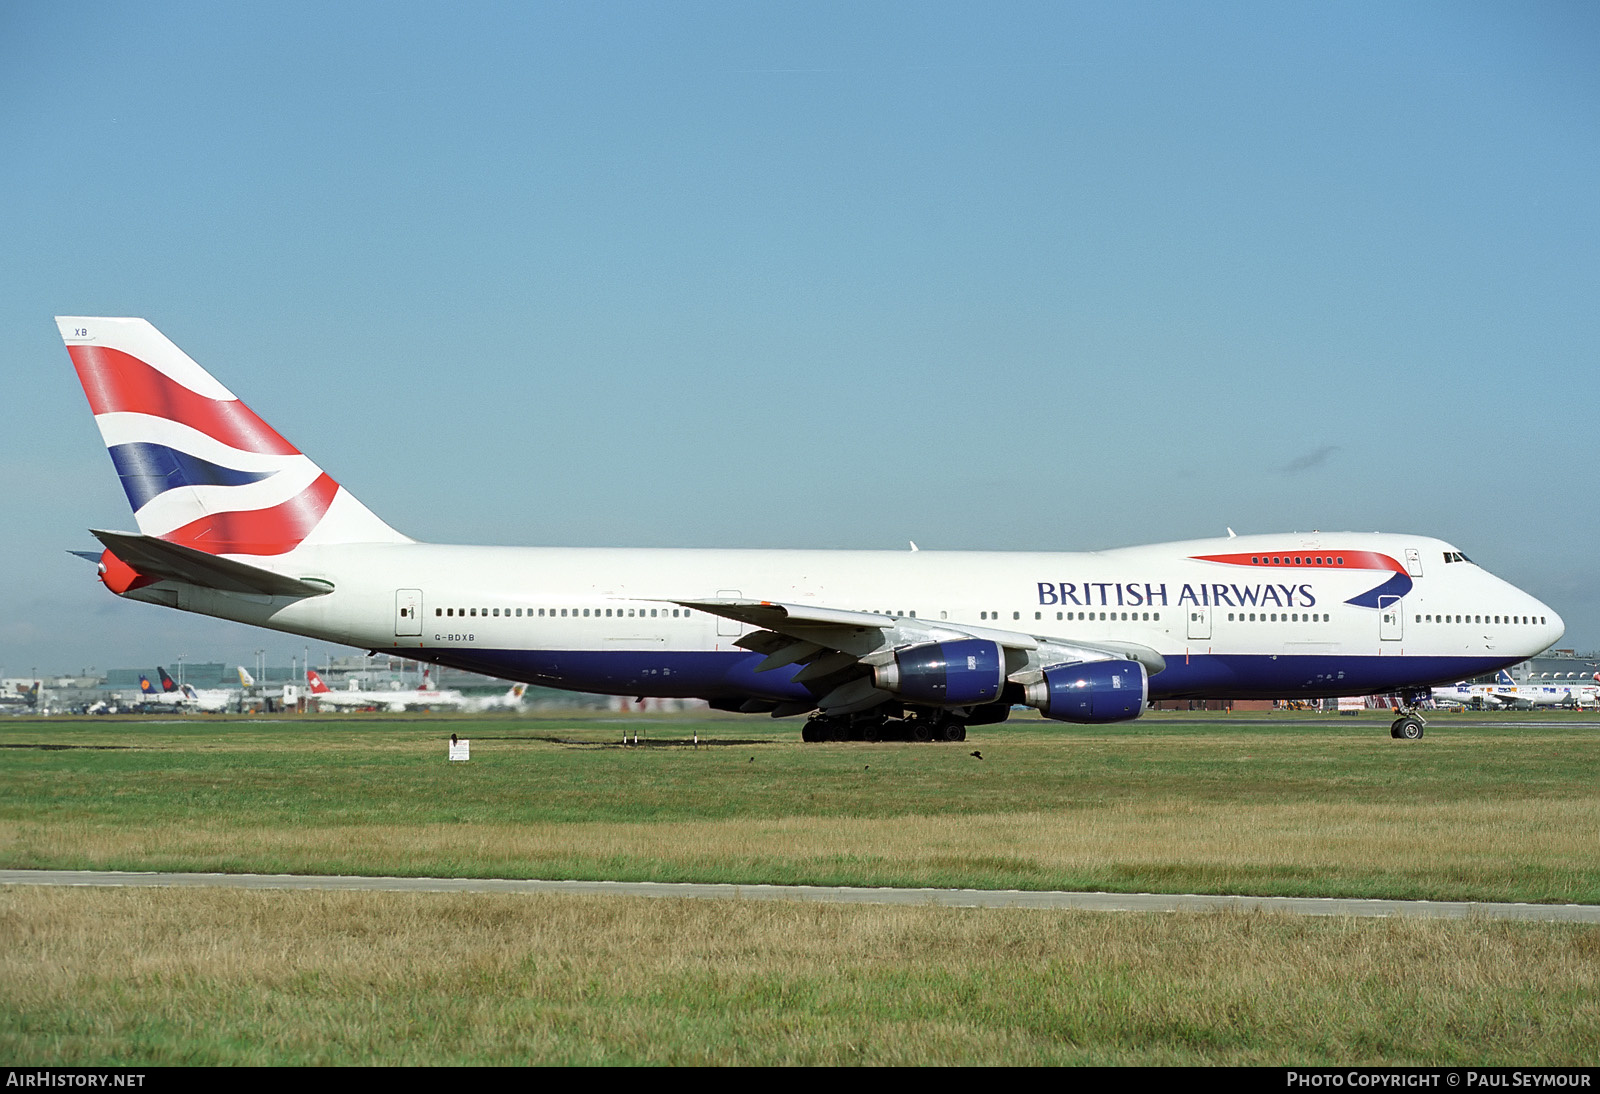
(107, 442), (276, 511)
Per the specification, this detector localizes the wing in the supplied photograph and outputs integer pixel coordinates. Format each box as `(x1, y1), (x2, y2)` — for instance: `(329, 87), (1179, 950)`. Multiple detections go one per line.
(673, 598), (1166, 716)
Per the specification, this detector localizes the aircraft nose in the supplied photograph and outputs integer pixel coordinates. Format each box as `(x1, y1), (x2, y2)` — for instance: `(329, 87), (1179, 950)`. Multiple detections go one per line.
(1545, 604), (1566, 647)
(1532, 598), (1566, 651)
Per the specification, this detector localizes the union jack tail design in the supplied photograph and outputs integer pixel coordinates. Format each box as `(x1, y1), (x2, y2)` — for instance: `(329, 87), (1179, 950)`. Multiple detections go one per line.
(59, 317), (408, 557)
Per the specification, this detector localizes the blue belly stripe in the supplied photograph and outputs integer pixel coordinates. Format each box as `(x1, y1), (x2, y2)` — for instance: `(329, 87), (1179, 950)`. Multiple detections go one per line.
(398, 647), (1520, 706)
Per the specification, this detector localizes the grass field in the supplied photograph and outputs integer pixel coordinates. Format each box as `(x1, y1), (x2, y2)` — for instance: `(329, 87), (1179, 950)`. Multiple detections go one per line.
(3, 710), (1598, 902)
(3, 709), (1598, 1064)
(5, 885), (1598, 1065)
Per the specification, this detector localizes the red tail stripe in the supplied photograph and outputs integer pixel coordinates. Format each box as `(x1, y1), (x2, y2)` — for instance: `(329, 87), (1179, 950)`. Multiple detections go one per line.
(1191, 550), (1405, 573)
(159, 473), (339, 556)
(69, 345), (300, 456)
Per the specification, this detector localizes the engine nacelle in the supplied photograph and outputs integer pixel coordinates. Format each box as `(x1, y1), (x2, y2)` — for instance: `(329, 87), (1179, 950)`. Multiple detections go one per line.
(872, 639), (1005, 707)
(1023, 660), (1147, 724)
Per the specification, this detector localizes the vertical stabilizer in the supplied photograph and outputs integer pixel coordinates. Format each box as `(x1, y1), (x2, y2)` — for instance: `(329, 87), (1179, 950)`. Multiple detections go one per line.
(58, 317), (410, 557)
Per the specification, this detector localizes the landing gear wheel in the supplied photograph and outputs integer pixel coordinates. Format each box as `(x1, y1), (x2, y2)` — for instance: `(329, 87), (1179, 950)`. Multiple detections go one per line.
(941, 721), (966, 743)
(1391, 717), (1424, 740)
(1388, 690), (1429, 740)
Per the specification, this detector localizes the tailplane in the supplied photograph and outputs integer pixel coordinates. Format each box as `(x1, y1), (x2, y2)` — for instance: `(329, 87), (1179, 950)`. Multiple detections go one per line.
(59, 317), (409, 558)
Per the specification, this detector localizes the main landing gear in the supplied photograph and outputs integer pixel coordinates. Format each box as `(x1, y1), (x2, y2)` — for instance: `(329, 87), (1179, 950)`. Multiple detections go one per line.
(1389, 690), (1428, 739)
(802, 711), (967, 743)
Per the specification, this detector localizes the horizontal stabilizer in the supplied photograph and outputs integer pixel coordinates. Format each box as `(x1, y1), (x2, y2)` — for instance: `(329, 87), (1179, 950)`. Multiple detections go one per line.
(89, 529), (334, 598)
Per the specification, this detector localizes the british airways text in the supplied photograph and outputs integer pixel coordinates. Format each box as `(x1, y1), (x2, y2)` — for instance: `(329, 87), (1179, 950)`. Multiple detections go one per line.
(1037, 582), (1318, 608)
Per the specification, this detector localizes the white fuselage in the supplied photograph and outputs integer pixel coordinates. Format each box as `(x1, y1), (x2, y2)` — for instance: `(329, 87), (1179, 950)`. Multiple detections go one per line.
(122, 531), (1562, 705)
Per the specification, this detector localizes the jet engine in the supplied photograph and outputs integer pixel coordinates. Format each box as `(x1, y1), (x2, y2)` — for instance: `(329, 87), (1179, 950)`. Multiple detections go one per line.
(871, 639), (1005, 707)
(1023, 660), (1147, 724)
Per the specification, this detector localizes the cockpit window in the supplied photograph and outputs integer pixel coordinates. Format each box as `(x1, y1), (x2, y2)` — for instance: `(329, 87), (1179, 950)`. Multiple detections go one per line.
(1443, 551), (1472, 564)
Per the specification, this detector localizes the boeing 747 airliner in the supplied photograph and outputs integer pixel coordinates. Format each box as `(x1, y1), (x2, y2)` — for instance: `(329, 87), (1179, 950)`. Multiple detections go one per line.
(58, 317), (1563, 741)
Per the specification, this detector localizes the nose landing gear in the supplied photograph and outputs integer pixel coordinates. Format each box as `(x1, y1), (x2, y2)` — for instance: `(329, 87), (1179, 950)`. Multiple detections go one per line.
(1390, 716), (1425, 739)
(1389, 690), (1428, 739)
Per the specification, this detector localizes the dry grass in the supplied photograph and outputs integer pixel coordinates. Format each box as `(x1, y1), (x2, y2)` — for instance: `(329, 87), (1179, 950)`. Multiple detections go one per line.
(7, 795), (1597, 901)
(3, 885), (1596, 1065)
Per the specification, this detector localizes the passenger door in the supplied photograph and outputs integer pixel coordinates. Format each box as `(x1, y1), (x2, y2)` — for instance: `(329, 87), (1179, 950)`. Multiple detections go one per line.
(395, 589), (423, 637)
(1378, 596), (1403, 642)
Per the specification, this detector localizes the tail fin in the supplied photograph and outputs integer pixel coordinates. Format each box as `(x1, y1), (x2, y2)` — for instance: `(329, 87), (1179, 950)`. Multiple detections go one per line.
(238, 666), (255, 687)
(306, 669), (331, 694)
(1497, 669), (1516, 685)
(157, 667), (179, 693)
(58, 317), (409, 557)
(139, 675), (155, 695)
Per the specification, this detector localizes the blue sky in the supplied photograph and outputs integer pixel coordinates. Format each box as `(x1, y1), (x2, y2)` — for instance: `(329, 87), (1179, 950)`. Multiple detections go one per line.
(3, 1), (1597, 675)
